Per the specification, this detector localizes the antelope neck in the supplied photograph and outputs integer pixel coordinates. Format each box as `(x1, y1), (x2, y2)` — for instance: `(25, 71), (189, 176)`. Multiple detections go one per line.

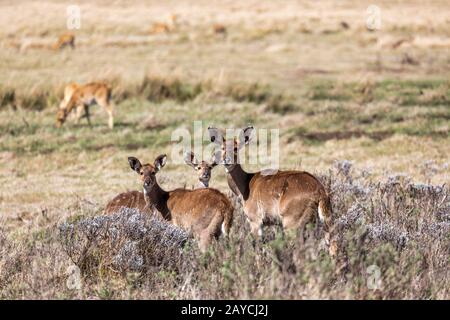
(143, 182), (170, 219)
(226, 163), (254, 201)
(198, 181), (209, 188)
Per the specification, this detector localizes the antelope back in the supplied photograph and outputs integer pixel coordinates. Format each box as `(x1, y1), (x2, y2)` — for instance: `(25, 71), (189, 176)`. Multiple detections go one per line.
(105, 190), (148, 215)
(166, 188), (233, 235)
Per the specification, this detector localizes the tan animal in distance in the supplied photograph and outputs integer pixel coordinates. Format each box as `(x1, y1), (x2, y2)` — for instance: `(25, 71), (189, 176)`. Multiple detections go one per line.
(150, 23), (171, 34)
(125, 155), (233, 252)
(56, 82), (114, 129)
(184, 151), (219, 188)
(149, 14), (178, 34)
(208, 126), (336, 254)
(213, 24), (227, 35)
(51, 32), (75, 50)
(19, 33), (75, 52)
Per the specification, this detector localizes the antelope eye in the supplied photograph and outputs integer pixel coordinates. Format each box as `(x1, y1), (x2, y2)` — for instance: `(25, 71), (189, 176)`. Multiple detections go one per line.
(140, 172), (143, 175)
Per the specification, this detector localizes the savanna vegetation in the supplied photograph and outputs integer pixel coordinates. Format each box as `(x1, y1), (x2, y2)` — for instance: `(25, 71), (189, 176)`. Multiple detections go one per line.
(0, 0), (449, 299)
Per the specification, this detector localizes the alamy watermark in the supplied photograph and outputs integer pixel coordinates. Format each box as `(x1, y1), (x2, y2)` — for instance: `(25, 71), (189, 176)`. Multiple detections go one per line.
(66, 265), (81, 290)
(66, 5), (81, 30)
(366, 5), (381, 31)
(170, 121), (280, 172)
(367, 264), (382, 290)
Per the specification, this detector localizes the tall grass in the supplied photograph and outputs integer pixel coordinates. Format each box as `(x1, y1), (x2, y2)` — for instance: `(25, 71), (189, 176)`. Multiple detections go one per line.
(0, 75), (295, 113)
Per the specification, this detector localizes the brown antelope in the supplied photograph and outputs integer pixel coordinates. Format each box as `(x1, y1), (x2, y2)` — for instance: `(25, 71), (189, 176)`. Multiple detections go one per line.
(208, 126), (335, 250)
(19, 33), (75, 52)
(105, 152), (217, 214)
(56, 82), (114, 129)
(184, 151), (219, 188)
(104, 153), (218, 214)
(213, 24), (227, 36)
(150, 23), (171, 34)
(149, 14), (178, 34)
(107, 155), (234, 251)
(51, 33), (75, 50)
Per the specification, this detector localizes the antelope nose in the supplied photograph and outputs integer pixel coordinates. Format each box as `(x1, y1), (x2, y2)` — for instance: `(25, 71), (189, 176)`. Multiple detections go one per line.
(224, 156), (232, 164)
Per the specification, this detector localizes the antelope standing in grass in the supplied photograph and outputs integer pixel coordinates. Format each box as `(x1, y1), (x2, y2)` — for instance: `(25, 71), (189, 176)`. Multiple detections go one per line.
(149, 14), (178, 34)
(56, 82), (114, 129)
(107, 155), (233, 251)
(184, 151), (219, 188)
(208, 126), (336, 254)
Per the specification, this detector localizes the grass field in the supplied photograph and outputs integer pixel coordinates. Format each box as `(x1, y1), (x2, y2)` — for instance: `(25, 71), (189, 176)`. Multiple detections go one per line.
(0, 0), (449, 299)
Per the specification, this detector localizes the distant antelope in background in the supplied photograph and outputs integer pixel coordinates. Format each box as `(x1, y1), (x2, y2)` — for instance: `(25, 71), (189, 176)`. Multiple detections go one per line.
(125, 155), (233, 252)
(149, 14), (178, 34)
(56, 82), (114, 129)
(212, 24), (227, 36)
(51, 32), (75, 50)
(184, 151), (219, 188)
(19, 32), (75, 52)
(208, 126), (336, 254)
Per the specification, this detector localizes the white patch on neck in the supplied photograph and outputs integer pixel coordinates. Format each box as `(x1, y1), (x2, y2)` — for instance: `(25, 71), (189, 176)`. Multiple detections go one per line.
(224, 165), (235, 173)
(143, 188), (147, 196)
(261, 168), (279, 176)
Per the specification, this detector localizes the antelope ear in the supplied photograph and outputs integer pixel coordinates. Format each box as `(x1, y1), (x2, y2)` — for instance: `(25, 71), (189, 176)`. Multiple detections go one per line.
(208, 127), (224, 145)
(238, 126), (254, 147)
(128, 157), (142, 173)
(184, 151), (198, 168)
(210, 151), (220, 167)
(154, 154), (167, 172)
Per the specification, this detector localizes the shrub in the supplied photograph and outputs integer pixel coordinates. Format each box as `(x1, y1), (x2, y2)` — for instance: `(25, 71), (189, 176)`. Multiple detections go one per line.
(59, 208), (190, 276)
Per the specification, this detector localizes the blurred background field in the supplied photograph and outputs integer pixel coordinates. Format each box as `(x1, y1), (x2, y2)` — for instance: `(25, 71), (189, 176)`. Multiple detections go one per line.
(0, 0), (449, 299)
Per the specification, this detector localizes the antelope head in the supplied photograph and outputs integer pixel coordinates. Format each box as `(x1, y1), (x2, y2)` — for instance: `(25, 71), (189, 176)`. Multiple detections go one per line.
(184, 151), (219, 188)
(55, 108), (67, 128)
(207, 126), (254, 172)
(128, 154), (167, 195)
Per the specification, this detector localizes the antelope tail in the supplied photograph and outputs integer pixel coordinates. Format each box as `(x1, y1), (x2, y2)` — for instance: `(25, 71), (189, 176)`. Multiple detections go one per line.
(221, 208), (234, 237)
(318, 195), (333, 231)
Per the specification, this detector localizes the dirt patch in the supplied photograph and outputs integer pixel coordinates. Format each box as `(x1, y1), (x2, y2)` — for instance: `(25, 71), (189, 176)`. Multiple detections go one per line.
(291, 129), (449, 143)
(291, 130), (393, 143)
